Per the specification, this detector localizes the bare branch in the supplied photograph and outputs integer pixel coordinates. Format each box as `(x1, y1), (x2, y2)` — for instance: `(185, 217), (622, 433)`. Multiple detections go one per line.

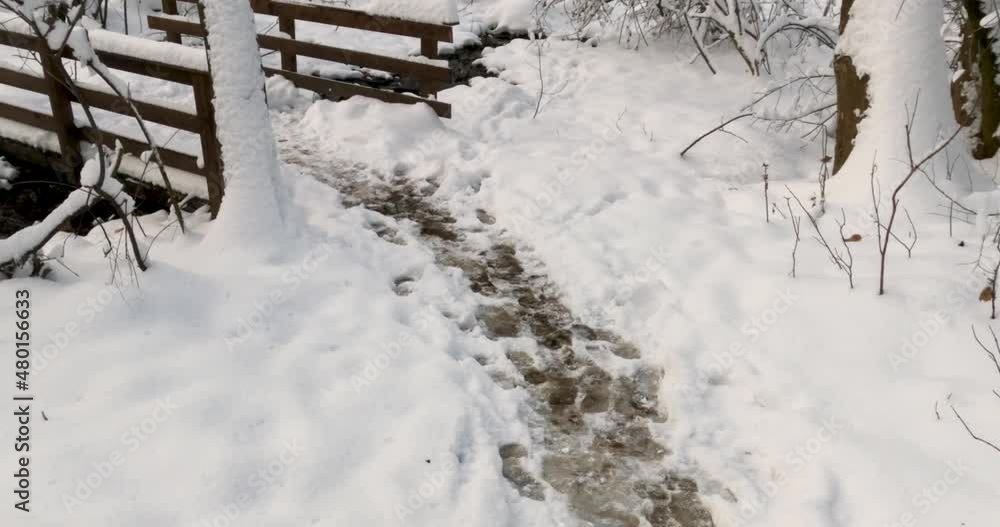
(680, 113), (754, 157)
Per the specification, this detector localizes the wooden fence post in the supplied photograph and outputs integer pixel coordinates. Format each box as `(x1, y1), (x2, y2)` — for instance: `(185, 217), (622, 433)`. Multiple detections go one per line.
(161, 0), (182, 43)
(191, 74), (224, 217)
(278, 16), (297, 72)
(419, 38), (439, 98)
(420, 37), (437, 59)
(39, 52), (81, 183)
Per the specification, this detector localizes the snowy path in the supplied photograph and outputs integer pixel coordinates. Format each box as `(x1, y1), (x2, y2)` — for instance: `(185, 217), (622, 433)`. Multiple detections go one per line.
(263, 32), (1000, 526)
(275, 121), (716, 527)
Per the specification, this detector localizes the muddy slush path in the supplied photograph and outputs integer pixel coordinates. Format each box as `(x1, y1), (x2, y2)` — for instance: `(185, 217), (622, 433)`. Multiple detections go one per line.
(278, 136), (715, 527)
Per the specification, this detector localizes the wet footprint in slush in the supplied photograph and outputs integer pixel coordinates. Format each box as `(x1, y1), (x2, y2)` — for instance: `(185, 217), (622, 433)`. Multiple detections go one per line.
(476, 304), (521, 339)
(499, 443), (545, 501)
(364, 217), (407, 245)
(392, 275), (417, 296)
(476, 208), (496, 225)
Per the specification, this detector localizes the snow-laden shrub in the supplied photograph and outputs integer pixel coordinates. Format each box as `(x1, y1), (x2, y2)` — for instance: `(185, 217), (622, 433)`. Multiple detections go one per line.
(543, 0), (837, 76)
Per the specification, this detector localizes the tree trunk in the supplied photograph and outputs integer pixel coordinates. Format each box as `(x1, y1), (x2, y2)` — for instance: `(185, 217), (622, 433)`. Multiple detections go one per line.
(833, 0), (870, 174)
(954, 0), (1000, 159)
(828, 0), (987, 207)
(199, 0), (287, 247)
(953, 31), (977, 127)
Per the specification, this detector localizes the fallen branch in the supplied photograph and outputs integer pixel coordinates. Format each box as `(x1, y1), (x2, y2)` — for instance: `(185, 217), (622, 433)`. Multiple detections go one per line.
(0, 148), (146, 276)
(680, 113), (754, 157)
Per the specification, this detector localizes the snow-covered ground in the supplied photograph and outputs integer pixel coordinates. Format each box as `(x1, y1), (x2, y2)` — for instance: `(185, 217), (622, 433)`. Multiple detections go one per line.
(0, 158), (566, 526)
(1, 1), (1000, 526)
(264, 33), (1000, 527)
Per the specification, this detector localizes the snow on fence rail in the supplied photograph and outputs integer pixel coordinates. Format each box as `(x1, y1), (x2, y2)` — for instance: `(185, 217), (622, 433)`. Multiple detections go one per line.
(148, 0), (455, 118)
(0, 26), (226, 215)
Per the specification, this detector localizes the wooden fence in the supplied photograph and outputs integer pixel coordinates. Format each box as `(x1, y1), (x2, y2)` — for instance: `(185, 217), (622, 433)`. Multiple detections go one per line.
(0, 27), (226, 215)
(147, 0), (455, 117)
(0, 2), (455, 220)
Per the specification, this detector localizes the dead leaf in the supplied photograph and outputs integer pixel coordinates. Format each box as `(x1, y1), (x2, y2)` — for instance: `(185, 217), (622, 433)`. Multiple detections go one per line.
(980, 287), (994, 302)
(845, 234), (863, 243)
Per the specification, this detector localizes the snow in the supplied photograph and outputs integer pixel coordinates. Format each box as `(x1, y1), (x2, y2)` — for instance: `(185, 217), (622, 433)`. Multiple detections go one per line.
(0, 156), (17, 189)
(0, 188), (93, 264)
(363, 0), (459, 25)
(286, 36), (1000, 527)
(0, 157), (17, 190)
(85, 27), (208, 72)
(2, 3), (1000, 527)
(117, 154), (210, 197)
(0, 168), (553, 525)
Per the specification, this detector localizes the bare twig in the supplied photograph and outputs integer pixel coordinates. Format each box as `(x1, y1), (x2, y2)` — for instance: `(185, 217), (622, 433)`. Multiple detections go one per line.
(787, 187), (855, 289)
(763, 163), (770, 223)
(532, 37), (544, 119)
(951, 405), (1000, 455)
(971, 325), (1000, 377)
(874, 101), (963, 295)
(785, 197), (802, 278)
(680, 113), (754, 157)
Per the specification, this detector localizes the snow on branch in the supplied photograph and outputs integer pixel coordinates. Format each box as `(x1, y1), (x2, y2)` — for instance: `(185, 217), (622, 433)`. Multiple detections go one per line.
(547, 1), (837, 74)
(0, 157), (17, 190)
(0, 143), (147, 277)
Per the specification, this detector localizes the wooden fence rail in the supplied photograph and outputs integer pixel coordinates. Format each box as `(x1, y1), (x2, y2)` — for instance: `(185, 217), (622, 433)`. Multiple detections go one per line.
(149, 0), (455, 117)
(0, 27), (225, 215)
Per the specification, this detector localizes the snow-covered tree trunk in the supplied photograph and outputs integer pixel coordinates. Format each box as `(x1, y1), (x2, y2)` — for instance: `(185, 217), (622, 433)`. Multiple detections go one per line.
(831, 0), (989, 207)
(199, 0), (286, 247)
(953, 0), (1000, 159)
(832, 0), (869, 174)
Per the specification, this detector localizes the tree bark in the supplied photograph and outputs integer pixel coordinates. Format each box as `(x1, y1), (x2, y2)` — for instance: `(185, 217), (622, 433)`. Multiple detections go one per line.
(954, 0), (1000, 159)
(833, 0), (870, 174)
(954, 32), (977, 127)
